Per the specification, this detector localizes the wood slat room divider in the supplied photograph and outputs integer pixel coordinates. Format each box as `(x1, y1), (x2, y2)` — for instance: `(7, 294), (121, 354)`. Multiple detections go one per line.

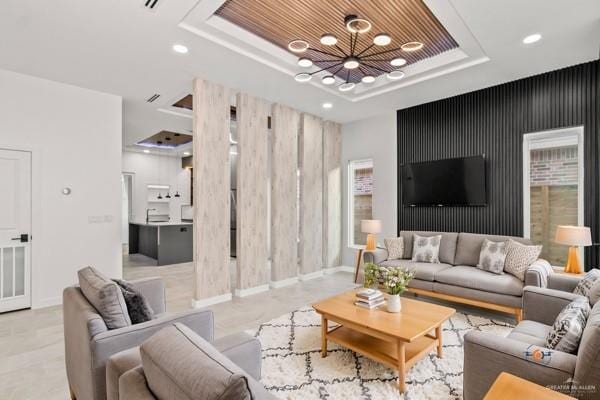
(323, 121), (342, 269)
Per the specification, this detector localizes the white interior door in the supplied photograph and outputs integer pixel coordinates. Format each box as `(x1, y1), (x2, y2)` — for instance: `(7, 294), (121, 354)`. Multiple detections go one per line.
(0, 149), (31, 312)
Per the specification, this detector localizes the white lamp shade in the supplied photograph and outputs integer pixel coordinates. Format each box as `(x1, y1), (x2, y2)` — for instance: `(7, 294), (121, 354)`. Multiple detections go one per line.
(555, 225), (592, 246)
(361, 220), (382, 234)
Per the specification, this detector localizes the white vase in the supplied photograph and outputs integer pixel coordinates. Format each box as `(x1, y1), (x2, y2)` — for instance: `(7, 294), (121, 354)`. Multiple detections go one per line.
(387, 294), (401, 313)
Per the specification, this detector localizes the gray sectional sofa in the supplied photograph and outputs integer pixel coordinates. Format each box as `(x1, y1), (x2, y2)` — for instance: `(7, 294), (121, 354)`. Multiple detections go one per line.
(364, 231), (552, 320)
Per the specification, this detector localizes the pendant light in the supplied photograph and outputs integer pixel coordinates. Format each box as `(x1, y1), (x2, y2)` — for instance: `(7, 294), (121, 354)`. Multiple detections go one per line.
(156, 148), (162, 200)
(164, 152), (172, 199)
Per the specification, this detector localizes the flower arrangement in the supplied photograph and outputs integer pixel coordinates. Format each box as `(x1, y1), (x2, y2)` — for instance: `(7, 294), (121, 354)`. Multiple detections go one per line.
(382, 268), (415, 295)
(363, 262), (379, 288)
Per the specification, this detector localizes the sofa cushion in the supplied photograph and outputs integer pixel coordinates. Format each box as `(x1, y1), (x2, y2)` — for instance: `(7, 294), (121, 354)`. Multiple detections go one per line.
(78, 267), (131, 330)
(455, 233), (532, 267)
(384, 237), (404, 260)
(508, 320), (552, 347)
(504, 240), (542, 281)
(574, 301), (600, 388)
(476, 239), (508, 274)
(434, 265), (524, 296)
(379, 259), (452, 282)
(400, 231), (458, 264)
(546, 297), (591, 354)
(141, 323), (252, 400)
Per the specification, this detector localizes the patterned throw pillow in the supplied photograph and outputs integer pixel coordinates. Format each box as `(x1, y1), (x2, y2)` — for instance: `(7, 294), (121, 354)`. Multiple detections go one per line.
(384, 237), (404, 260)
(546, 297), (591, 354)
(411, 234), (442, 264)
(589, 280), (600, 305)
(503, 240), (542, 281)
(573, 269), (600, 300)
(477, 239), (508, 274)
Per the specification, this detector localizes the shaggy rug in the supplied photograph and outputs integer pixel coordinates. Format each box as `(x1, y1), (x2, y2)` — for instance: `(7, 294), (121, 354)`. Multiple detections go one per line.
(246, 306), (514, 400)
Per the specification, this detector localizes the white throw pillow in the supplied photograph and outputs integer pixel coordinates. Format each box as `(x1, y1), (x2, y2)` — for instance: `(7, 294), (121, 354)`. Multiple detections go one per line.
(546, 297), (591, 354)
(384, 237), (404, 260)
(477, 239), (508, 274)
(573, 269), (600, 301)
(504, 240), (542, 281)
(411, 234), (442, 264)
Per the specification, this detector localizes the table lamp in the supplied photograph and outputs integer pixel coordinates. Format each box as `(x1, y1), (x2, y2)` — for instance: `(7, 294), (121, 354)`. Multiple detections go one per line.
(361, 220), (381, 251)
(554, 225), (592, 274)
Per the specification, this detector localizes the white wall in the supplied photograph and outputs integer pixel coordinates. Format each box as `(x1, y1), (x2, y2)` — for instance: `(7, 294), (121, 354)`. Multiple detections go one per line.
(122, 151), (191, 226)
(341, 112), (397, 266)
(0, 68), (122, 308)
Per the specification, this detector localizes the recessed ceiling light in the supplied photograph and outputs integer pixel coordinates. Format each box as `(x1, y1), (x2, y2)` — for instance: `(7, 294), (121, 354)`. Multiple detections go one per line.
(373, 33), (391, 46)
(339, 82), (356, 92)
(322, 75), (336, 85)
(387, 70), (405, 80)
(361, 75), (376, 83)
(523, 33), (542, 44)
(298, 57), (313, 68)
(345, 15), (372, 33)
(322, 102), (333, 109)
(143, 149), (150, 154)
(183, 151), (190, 156)
(320, 34), (338, 46)
(295, 72), (312, 82)
(343, 57), (360, 69)
(288, 39), (309, 53)
(173, 44), (189, 54)
(401, 41), (424, 52)
(390, 57), (407, 67)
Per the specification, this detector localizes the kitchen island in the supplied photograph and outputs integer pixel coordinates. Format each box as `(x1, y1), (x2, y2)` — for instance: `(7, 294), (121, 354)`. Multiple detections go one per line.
(129, 221), (193, 266)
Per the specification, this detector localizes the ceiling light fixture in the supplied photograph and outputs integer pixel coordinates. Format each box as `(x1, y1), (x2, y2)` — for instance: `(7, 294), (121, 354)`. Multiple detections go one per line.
(390, 57), (407, 67)
(322, 75), (336, 85)
(373, 33), (391, 46)
(290, 15), (423, 92)
(143, 149), (150, 154)
(298, 57), (313, 68)
(320, 34), (338, 46)
(288, 39), (309, 53)
(523, 33), (542, 44)
(322, 102), (333, 109)
(173, 44), (189, 54)
(183, 151), (190, 156)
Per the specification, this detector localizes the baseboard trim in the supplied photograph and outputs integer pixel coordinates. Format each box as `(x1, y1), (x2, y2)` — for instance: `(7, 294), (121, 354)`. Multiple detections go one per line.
(270, 277), (300, 289)
(191, 293), (233, 308)
(299, 270), (324, 281)
(234, 284), (270, 298)
(324, 266), (354, 274)
(32, 296), (62, 310)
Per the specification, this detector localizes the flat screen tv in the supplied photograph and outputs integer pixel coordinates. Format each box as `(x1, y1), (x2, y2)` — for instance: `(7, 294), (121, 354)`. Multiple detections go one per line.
(402, 155), (487, 207)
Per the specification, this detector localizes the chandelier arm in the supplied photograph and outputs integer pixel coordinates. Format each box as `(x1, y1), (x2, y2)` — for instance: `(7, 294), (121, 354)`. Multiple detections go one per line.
(361, 62), (392, 74)
(358, 66), (369, 77)
(309, 62), (343, 75)
(332, 65), (345, 76)
(334, 44), (348, 57)
(361, 46), (405, 58)
(346, 69), (350, 83)
(313, 59), (344, 63)
(307, 47), (346, 58)
(355, 44), (375, 57)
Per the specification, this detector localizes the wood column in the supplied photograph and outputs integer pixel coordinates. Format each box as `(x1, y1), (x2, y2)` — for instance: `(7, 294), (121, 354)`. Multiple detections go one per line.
(192, 79), (231, 306)
(270, 104), (300, 286)
(299, 113), (324, 279)
(323, 121), (342, 269)
(235, 93), (270, 296)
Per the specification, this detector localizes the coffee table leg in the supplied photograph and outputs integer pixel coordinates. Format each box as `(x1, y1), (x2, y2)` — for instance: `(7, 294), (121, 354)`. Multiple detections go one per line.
(321, 315), (328, 358)
(397, 341), (406, 393)
(436, 325), (443, 358)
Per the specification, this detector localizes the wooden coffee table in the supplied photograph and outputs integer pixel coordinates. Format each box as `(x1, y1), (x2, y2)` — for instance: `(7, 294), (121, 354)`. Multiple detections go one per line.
(312, 289), (455, 393)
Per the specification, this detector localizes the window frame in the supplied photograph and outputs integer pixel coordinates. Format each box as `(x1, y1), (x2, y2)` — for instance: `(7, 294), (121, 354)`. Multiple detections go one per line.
(347, 158), (374, 249)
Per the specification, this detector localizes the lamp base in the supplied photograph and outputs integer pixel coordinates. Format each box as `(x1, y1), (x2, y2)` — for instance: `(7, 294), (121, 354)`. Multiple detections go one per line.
(564, 246), (583, 274)
(365, 234), (376, 251)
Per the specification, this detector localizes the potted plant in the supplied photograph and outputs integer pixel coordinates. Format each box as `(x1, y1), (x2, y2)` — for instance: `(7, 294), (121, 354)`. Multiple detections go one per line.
(363, 262), (379, 289)
(382, 268), (415, 313)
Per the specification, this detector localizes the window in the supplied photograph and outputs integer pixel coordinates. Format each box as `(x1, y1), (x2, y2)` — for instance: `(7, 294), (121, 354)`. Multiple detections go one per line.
(523, 127), (584, 266)
(348, 159), (373, 247)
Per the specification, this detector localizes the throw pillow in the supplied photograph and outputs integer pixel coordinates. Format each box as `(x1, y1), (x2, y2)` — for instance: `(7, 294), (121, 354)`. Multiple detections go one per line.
(504, 240), (542, 281)
(384, 237), (404, 260)
(477, 239), (508, 274)
(589, 280), (600, 305)
(113, 279), (155, 324)
(546, 297), (591, 354)
(411, 234), (442, 263)
(573, 269), (600, 300)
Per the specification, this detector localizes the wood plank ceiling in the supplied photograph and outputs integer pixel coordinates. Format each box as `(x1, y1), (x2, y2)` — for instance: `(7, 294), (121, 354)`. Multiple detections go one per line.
(215, 0), (458, 83)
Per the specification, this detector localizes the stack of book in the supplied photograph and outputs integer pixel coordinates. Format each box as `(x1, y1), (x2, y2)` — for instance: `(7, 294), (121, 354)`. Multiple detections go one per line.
(354, 288), (384, 309)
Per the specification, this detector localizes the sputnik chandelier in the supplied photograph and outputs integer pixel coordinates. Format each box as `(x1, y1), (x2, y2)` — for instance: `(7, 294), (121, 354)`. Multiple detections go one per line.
(289, 15), (424, 92)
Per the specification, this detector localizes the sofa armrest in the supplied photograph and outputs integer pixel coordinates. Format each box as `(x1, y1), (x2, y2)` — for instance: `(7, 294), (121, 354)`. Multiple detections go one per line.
(106, 347), (142, 400)
(129, 277), (166, 315)
(525, 259), (553, 287)
(464, 331), (576, 400)
(548, 273), (583, 292)
(119, 366), (155, 400)
(363, 248), (388, 264)
(523, 286), (586, 325)
(213, 332), (262, 380)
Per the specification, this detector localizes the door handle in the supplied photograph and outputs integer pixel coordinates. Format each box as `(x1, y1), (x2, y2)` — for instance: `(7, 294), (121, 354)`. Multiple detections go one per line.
(11, 234), (29, 243)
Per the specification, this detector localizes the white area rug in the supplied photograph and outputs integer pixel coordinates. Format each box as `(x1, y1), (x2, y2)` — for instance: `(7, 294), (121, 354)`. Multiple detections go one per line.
(246, 306), (514, 400)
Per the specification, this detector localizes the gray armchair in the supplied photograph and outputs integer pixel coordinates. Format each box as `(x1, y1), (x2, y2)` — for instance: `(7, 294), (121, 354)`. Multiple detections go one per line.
(63, 277), (214, 400)
(464, 273), (600, 400)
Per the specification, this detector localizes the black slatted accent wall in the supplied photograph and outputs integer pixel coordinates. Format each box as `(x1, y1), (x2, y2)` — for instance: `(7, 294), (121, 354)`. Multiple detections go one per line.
(397, 60), (600, 268)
